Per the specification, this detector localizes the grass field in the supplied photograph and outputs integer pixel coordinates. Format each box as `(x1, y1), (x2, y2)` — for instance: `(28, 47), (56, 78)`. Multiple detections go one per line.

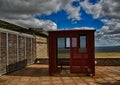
(58, 53), (70, 59)
(95, 52), (120, 58)
(57, 52), (120, 58)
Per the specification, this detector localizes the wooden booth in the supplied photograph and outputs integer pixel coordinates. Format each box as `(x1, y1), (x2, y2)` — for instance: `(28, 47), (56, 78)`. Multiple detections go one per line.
(48, 29), (95, 76)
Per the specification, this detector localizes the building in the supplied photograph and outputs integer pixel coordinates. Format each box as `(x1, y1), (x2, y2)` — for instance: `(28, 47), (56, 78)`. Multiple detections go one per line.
(48, 29), (95, 76)
(0, 20), (48, 76)
(29, 28), (48, 62)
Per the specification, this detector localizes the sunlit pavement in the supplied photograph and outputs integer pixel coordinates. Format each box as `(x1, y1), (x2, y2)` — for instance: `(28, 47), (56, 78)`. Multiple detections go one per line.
(0, 64), (120, 85)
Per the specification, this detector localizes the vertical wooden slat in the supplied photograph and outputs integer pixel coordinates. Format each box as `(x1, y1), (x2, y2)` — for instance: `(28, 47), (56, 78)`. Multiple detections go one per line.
(7, 34), (17, 72)
(49, 32), (57, 75)
(0, 33), (7, 75)
(24, 37), (26, 62)
(17, 36), (26, 69)
(32, 38), (36, 63)
(31, 38), (33, 64)
(6, 33), (8, 67)
(16, 35), (19, 69)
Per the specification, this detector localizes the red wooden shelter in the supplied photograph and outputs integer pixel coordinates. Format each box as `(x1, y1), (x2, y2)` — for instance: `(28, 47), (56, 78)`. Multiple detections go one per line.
(48, 29), (95, 76)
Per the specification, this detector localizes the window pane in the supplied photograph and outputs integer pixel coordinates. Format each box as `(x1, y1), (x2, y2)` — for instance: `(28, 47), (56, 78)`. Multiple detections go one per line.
(66, 38), (70, 47)
(72, 38), (77, 47)
(57, 38), (65, 48)
(80, 36), (86, 52)
(57, 38), (70, 59)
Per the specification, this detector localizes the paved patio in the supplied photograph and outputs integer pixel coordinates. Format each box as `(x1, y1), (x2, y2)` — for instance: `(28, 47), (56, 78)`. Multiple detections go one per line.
(0, 64), (120, 85)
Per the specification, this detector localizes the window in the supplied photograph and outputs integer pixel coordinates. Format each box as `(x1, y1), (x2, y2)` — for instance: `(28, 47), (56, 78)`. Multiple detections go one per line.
(57, 38), (65, 48)
(79, 35), (86, 52)
(57, 38), (71, 48)
(72, 38), (77, 47)
(65, 38), (70, 48)
(57, 38), (70, 59)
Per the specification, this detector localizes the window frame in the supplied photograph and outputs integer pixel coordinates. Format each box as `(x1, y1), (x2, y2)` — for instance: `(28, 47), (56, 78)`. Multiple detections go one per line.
(79, 34), (87, 53)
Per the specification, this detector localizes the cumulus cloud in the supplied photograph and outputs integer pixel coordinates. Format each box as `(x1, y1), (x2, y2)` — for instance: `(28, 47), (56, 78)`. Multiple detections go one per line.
(101, 19), (120, 34)
(3, 18), (57, 31)
(80, 0), (120, 46)
(80, 0), (102, 18)
(95, 18), (120, 46)
(0, 0), (61, 17)
(80, 0), (120, 19)
(102, 0), (120, 19)
(0, 0), (81, 30)
(95, 34), (120, 46)
(64, 0), (81, 20)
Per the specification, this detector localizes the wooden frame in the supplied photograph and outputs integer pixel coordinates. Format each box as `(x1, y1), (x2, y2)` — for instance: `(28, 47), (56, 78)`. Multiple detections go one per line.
(48, 29), (95, 76)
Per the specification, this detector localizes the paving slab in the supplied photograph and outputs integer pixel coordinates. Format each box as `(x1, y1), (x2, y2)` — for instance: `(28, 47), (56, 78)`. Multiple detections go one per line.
(0, 64), (120, 85)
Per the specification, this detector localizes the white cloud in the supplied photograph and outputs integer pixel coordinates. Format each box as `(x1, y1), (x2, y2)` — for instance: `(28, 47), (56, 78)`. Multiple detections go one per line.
(0, 0), (61, 30)
(101, 19), (120, 34)
(80, 0), (120, 46)
(64, 0), (81, 20)
(0, 0), (61, 16)
(73, 27), (95, 30)
(0, 0), (81, 30)
(95, 18), (120, 46)
(101, 0), (120, 19)
(80, 0), (102, 18)
(95, 34), (120, 46)
(99, 25), (109, 33)
(3, 18), (57, 31)
(80, 0), (120, 19)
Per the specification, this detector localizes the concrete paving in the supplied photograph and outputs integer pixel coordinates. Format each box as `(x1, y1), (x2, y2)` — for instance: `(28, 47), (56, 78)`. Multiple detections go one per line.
(0, 64), (120, 85)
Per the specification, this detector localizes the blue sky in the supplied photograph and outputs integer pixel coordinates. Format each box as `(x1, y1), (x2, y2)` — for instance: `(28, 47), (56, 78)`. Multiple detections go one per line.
(35, 0), (104, 30)
(35, 8), (104, 30)
(0, 0), (120, 46)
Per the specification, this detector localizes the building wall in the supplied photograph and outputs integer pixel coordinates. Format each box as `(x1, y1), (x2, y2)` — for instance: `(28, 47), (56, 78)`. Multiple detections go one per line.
(36, 36), (48, 59)
(0, 33), (7, 75)
(0, 28), (36, 75)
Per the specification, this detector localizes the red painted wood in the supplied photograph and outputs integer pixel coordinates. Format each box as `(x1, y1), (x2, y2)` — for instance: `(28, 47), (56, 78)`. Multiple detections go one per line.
(48, 29), (95, 76)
